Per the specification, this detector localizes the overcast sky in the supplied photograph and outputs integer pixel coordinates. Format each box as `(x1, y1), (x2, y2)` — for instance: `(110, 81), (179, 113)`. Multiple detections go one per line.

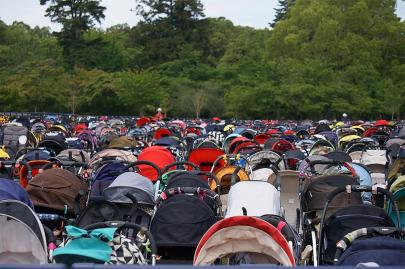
(0, 0), (404, 30)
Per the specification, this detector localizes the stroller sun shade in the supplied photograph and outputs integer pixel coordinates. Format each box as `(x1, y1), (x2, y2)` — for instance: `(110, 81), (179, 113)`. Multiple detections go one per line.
(303, 174), (362, 212)
(0, 200), (47, 264)
(26, 168), (87, 214)
(90, 161), (126, 197)
(0, 178), (34, 208)
(194, 216), (295, 266)
(103, 172), (155, 206)
(226, 181), (280, 217)
(38, 134), (67, 155)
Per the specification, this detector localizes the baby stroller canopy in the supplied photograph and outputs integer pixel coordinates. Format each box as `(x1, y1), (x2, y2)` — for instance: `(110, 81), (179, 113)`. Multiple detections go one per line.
(0, 200), (47, 264)
(194, 216), (295, 266)
(103, 172), (155, 206)
(26, 168), (87, 213)
(226, 181), (281, 218)
(0, 178), (34, 208)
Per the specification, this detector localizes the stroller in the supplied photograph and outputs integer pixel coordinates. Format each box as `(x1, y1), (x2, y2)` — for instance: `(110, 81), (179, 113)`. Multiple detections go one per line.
(359, 146), (388, 185)
(0, 179), (53, 264)
(89, 160), (127, 197)
(193, 216), (295, 266)
(26, 168), (88, 232)
(89, 148), (137, 172)
(193, 136), (221, 150)
(308, 139), (335, 156)
(53, 149), (90, 176)
(154, 136), (186, 161)
(222, 134), (242, 153)
(317, 185), (400, 265)
(137, 146), (175, 182)
(81, 161), (160, 229)
(156, 161), (203, 193)
(150, 185), (221, 263)
(223, 168), (301, 262)
(188, 147), (225, 173)
(0, 200), (50, 264)
(387, 175), (405, 227)
(268, 170), (301, 228)
(299, 160), (363, 265)
(284, 149), (306, 170)
(77, 129), (98, 153)
(53, 221), (157, 266)
(108, 136), (138, 150)
(225, 175), (281, 218)
(209, 155), (251, 209)
(253, 133), (271, 146)
(0, 123), (31, 158)
(333, 227), (405, 266)
(12, 148), (55, 188)
(38, 133), (68, 155)
(247, 150), (286, 181)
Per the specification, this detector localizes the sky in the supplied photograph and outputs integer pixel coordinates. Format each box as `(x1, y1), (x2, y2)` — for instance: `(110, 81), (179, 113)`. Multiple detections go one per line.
(0, 0), (404, 30)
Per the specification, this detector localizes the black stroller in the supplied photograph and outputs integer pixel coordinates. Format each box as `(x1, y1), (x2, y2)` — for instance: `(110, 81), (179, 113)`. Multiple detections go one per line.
(317, 185), (400, 265)
(76, 161), (161, 229)
(298, 159), (363, 265)
(150, 171), (222, 264)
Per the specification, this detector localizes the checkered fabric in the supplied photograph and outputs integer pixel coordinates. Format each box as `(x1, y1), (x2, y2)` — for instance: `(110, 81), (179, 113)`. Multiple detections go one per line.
(108, 234), (147, 265)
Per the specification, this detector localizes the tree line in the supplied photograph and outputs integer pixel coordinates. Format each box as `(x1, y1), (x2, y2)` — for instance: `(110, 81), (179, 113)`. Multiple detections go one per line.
(0, 0), (404, 120)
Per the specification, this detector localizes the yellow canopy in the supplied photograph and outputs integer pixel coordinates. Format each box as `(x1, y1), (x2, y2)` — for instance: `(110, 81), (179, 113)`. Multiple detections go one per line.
(0, 147), (10, 159)
(224, 124), (235, 132)
(351, 125), (365, 132)
(339, 135), (361, 143)
(390, 176), (405, 193)
(335, 122), (345, 127)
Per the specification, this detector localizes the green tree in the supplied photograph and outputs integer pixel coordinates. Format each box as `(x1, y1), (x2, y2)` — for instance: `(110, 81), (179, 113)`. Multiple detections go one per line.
(271, 0), (296, 27)
(116, 71), (169, 116)
(68, 68), (120, 114)
(136, 0), (204, 24)
(39, 0), (106, 68)
(0, 59), (67, 112)
(131, 0), (206, 67)
(266, 0), (405, 119)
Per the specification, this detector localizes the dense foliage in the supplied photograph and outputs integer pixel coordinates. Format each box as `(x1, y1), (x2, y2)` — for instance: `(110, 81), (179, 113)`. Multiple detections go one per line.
(0, 0), (404, 119)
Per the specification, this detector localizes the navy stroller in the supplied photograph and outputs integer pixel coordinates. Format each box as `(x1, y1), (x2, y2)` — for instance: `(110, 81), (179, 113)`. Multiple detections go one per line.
(334, 227), (405, 266)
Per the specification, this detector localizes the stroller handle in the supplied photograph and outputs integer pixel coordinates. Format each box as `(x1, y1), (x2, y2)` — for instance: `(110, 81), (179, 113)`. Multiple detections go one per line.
(157, 186), (221, 207)
(41, 159), (89, 171)
(123, 160), (162, 180)
(268, 165), (282, 190)
(162, 161), (200, 174)
(19, 160), (33, 181)
(188, 170), (221, 194)
(165, 170), (221, 194)
(230, 166), (242, 185)
(318, 185), (401, 265)
(13, 147), (37, 161)
(210, 154), (249, 173)
(97, 159), (132, 168)
(83, 221), (157, 265)
(235, 145), (262, 155)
